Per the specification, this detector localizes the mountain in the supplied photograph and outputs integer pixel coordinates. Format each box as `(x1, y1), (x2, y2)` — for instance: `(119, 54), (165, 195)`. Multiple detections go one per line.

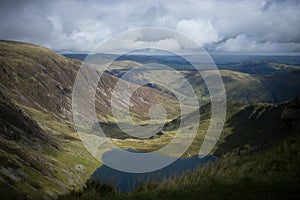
(0, 40), (179, 199)
(1, 40), (300, 199)
(63, 53), (300, 67)
(191, 69), (300, 104)
(75, 53), (300, 104)
(0, 40), (101, 199)
(103, 65), (300, 104)
(221, 61), (300, 75)
(60, 54), (300, 200)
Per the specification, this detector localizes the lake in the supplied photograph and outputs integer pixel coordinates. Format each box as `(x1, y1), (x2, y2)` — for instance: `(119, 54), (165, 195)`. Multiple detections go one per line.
(90, 150), (218, 192)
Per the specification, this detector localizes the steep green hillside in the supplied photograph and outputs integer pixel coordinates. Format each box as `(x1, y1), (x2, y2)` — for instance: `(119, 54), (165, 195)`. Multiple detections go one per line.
(0, 41), (101, 199)
(215, 103), (285, 155)
(0, 40), (179, 123)
(0, 91), (100, 199)
(0, 40), (180, 199)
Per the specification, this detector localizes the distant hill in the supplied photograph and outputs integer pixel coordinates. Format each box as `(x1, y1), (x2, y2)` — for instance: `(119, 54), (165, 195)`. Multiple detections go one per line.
(65, 53), (300, 104)
(63, 53), (300, 73)
(221, 61), (300, 75)
(189, 69), (300, 104)
(99, 64), (300, 104)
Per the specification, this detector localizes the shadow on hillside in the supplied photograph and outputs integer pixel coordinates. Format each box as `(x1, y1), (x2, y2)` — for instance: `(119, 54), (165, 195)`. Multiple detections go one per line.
(93, 121), (165, 139)
(216, 97), (300, 155)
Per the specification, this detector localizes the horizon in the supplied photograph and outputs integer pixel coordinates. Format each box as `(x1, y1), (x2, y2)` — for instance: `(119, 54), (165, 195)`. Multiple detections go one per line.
(2, 38), (300, 56)
(1, 0), (300, 54)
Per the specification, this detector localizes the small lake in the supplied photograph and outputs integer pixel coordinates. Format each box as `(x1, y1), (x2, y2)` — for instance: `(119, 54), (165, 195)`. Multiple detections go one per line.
(90, 150), (217, 192)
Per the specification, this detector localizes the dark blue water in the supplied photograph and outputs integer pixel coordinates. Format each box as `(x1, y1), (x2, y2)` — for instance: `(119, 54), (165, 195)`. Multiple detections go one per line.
(90, 150), (217, 192)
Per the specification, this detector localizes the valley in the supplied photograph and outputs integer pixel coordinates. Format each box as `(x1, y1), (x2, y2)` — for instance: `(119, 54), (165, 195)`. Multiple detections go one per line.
(0, 40), (299, 199)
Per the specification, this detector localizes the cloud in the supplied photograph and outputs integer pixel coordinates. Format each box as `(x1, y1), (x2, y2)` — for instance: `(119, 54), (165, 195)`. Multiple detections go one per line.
(46, 15), (112, 51)
(216, 35), (300, 53)
(132, 38), (181, 51)
(0, 0), (299, 53)
(176, 18), (219, 45)
(92, 29), (186, 54)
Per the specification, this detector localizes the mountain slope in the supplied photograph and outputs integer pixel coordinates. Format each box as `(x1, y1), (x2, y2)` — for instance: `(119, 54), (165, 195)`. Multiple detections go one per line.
(214, 98), (298, 155)
(0, 40), (78, 114)
(92, 60), (300, 105)
(183, 69), (300, 104)
(0, 41), (100, 199)
(0, 40), (180, 199)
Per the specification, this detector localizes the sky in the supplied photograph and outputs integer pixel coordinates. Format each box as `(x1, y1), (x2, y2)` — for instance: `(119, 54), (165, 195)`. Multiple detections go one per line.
(0, 0), (300, 54)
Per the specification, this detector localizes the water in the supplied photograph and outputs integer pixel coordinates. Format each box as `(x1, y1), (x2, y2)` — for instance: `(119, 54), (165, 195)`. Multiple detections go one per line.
(90, 150), (217, 192)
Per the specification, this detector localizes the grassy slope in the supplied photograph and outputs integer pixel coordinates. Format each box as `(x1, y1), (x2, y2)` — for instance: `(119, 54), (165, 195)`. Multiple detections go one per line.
(0, 40), (106, 199)
(0, 41), (101, 199)
(215, 103), (285, 155)
(103, 63), (300, 104)
(61, 136), (300, 200)
(0, 40), (182, 199)
(0, 92), (100, 199)
(60, 97), (300, 200)
(86, 66), (300, 155)
(91, 57), (300, 105)
(182, 69), (300, 104)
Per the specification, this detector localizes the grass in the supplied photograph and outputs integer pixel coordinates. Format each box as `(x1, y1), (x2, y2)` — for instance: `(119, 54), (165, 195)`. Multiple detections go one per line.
(0, 103), (101, 199)
(104, 100), (244, 157)
(3, 95), (291, 199)
(59, 98), (300, 199)
(181, 69), (300, 104)
(60, 136), (300, 200)
(1, 40), (299, 199)
(23, 104), (101, 174)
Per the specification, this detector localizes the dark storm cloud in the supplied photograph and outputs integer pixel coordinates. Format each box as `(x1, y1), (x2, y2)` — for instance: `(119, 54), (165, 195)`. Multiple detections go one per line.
(0, 0), (299, 53)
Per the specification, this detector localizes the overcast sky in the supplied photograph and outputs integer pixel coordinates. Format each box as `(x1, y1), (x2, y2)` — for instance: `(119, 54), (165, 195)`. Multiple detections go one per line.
(1, 0), (300, 54)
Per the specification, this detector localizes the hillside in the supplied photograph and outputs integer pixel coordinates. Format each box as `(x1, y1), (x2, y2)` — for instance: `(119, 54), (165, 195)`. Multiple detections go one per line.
(181, 69), (300, 104)
(0, 40), (180, 199)
(61, 96), (300, 200)
(0, 40), (102, 199)
(220, 61), (300, 75)
(94, 59), (300, 105)
(1, 40), (300, 199)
